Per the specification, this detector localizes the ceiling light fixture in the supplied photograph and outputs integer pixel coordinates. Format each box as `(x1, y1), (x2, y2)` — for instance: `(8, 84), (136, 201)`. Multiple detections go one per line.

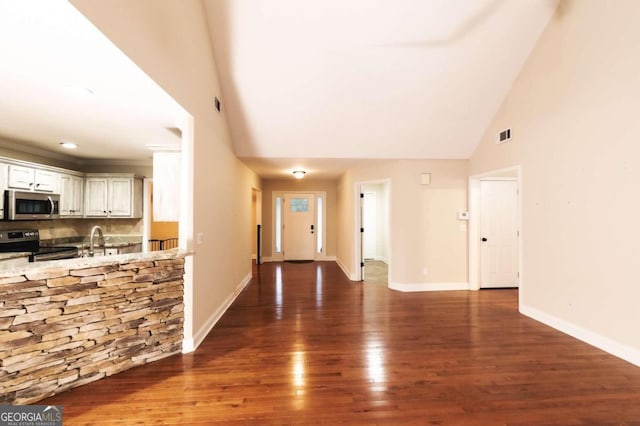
(59, 142), (78, 149)
(292, 170), (306, 179)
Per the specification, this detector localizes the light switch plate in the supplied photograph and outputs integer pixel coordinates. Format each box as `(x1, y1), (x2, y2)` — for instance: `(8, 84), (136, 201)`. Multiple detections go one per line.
(458, 211), (469, 220)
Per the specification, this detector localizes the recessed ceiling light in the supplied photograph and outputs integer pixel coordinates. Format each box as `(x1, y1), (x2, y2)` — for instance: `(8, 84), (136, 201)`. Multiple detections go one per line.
(60, 142), (78, 149)
(292, 170), (306, 179)
(65, 84), (94, 98)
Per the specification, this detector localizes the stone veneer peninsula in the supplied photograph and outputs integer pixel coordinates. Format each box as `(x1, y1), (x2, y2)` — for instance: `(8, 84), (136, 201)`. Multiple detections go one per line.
(0, 250), (186, 404)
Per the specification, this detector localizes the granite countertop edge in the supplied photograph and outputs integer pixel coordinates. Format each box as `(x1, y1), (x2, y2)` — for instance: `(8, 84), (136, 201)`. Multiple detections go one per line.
(0, 249), (194, 278)
(0, 252), (32, 261)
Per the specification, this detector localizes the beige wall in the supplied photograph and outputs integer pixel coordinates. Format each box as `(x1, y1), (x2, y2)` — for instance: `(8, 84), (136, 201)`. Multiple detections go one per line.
(261, 178), (338, 258)
(469, 0), (640, 356)
(72, 0), (260, 344)
(337, 159), (468, 286)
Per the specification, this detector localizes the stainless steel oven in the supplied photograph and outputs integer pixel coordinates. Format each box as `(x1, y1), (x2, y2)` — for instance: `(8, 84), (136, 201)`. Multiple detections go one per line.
(4, 190), (60, 220)
(0, 229), (78, 262)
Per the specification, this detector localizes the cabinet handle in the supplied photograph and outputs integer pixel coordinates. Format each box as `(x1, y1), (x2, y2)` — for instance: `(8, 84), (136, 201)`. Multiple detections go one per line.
(103, 210), (107, 213)
(29, 182), (33, 186)
(36, 183), (40, 187)
(108, 210), (112, 214)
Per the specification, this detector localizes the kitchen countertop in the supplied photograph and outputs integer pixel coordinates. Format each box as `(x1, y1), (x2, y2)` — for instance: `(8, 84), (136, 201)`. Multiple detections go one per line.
(0, 251), (31, 261)
(0, 248), (192, 278)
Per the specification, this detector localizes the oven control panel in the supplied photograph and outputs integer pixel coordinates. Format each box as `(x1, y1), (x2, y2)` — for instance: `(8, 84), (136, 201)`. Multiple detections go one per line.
(0, 229), (39, 243)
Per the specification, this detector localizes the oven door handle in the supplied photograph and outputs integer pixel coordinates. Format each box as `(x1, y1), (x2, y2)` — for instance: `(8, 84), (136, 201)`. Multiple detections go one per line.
(31, 250), (78, 262)
(47, 196), (54, 218)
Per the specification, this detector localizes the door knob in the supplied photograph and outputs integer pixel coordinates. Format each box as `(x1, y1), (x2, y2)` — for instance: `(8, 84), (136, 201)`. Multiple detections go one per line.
(481, 237), (488, 242)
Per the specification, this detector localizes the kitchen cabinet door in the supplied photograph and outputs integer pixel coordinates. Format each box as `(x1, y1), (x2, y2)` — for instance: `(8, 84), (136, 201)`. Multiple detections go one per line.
(60, 174), (84, 216)
(84, 177), (109, 217)
(7, 165), (34, 190)
(108, 178), (133, 217)
(34, 169), (59, 193)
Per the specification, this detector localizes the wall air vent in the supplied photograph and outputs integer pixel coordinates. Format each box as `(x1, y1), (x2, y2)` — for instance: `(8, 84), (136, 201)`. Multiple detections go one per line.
(497, 128), (511, 144)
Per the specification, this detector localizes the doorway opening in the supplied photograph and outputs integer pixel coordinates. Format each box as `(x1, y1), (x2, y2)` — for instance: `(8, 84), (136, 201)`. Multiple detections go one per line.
(469, 166), (522, 295)
(357, 180), (390, 285)
(252, 188), (262, 264)
(146, 181), (179, 252)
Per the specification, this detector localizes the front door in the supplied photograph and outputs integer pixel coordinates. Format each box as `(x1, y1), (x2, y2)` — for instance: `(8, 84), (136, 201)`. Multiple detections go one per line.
(480, 180), (519, 288)
(283, 193), (316, 260)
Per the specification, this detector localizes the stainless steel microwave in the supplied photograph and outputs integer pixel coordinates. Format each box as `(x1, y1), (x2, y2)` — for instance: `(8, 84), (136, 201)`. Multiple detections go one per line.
(4, 190), (60, 220)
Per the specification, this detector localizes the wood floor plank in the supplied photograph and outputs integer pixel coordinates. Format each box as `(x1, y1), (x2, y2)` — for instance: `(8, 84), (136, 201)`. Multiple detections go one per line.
(41, 261), (640, 424)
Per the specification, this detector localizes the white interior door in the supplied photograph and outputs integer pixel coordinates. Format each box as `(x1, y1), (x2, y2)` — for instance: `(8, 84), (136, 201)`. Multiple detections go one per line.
(480, 180), (519, 288)
(362, 192), (377, 259)
(283, 193), (316, 260)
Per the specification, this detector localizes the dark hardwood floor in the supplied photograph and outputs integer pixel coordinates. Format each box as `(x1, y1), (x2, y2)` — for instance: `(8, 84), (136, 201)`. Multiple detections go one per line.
(42, 261), (640, 424)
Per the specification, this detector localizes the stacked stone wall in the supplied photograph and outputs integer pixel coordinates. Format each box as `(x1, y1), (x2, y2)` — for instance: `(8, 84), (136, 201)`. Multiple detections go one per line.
(0, 257), (184, 404)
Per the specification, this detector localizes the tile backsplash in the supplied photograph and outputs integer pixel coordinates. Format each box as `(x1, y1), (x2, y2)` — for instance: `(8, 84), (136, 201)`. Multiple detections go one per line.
(0, 218), (142, 239)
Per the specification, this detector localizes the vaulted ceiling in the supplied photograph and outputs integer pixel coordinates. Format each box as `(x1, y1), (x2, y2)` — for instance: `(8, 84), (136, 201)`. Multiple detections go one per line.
(0, 1), (557, 178)
(204, 0), (558, 178)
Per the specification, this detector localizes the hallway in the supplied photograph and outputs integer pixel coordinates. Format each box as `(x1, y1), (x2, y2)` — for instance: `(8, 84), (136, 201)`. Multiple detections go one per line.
(43, 261), (640, 424)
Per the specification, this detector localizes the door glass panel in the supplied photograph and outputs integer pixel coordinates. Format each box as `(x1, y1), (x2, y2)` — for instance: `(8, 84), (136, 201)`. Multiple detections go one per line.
(275, 197), (282, 253)
(289, 198), (309, 212)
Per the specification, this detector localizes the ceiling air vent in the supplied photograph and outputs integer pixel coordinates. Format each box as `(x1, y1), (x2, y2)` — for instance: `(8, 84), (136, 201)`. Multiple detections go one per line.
(497, 128), (511, 144)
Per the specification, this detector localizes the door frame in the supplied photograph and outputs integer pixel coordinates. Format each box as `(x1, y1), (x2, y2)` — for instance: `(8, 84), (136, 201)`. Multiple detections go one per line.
(355, 179), (391, 282)
(468, 166), (522, 297)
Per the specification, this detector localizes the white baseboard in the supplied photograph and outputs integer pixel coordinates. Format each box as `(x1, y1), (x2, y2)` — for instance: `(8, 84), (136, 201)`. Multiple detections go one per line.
(520, 304), (640, 368)
(389, 282), (469, 292)
(260, 256), (336, 263)
(316, 256), (336, 262)
(336, 258), (357, 281)
(182, 271), (252, 353)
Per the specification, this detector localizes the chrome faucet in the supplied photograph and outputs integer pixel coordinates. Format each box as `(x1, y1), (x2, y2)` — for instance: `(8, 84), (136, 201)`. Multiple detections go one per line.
(88, 225), (105, 257)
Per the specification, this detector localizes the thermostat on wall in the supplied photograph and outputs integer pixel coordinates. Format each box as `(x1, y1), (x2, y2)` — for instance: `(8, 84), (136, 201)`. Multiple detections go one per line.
(458, 211), (469, 220)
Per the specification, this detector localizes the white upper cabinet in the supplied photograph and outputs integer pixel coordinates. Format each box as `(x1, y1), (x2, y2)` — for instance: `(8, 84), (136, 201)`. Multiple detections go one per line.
(84, 175), (142, 218)
(7, 165), (58, 193)
(84, 177), (109, 217)
(7, 165), (34, 190)
(34, 169), (59, 192)
(108, 178), (133, 217)
(0, 159), (145, 220)
(59, 174), (84, 217)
